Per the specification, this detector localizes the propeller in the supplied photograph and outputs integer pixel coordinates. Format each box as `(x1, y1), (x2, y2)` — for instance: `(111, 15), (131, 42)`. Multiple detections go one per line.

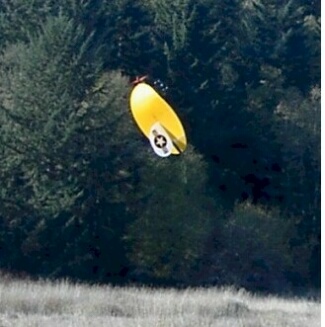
(131, 75), (148, 85)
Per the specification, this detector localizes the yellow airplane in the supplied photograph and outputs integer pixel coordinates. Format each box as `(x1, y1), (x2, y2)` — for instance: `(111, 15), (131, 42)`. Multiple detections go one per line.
(129, 77), (187, 157)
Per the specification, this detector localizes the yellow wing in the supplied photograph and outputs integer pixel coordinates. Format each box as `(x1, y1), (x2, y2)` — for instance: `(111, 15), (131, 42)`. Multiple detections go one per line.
(129, 83), (187, 154)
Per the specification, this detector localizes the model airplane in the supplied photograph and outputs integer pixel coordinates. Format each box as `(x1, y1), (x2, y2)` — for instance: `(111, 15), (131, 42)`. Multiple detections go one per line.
(129, 76), (187, 157)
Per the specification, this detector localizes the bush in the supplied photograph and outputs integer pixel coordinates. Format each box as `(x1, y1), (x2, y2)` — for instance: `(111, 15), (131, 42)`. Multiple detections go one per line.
(207, 202), (295, 293)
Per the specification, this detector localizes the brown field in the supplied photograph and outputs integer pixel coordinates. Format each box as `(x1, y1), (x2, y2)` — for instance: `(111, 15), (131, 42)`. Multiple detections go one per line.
(0, 278), (320, 327)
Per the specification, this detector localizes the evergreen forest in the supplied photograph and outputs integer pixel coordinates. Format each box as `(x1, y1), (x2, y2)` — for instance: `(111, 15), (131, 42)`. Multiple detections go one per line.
(0, 0), (320, 294)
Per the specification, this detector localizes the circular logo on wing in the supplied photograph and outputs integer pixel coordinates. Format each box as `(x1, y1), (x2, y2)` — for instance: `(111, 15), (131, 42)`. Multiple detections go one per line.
(154, 135), (167, 148)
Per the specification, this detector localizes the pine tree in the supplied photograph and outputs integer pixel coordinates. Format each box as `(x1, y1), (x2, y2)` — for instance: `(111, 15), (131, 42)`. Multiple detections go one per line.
(0, 15), (142, 280)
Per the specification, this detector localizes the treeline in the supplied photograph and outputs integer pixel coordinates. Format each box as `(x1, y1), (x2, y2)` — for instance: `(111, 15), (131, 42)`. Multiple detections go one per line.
(0, 0), (320, 293)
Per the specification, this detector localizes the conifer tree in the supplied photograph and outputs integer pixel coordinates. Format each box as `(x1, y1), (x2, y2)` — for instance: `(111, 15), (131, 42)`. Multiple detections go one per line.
(0, 15), (141, 279)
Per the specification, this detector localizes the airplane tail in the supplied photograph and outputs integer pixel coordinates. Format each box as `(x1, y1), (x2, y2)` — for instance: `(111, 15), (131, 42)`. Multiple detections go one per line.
(149, 122), (173, 157)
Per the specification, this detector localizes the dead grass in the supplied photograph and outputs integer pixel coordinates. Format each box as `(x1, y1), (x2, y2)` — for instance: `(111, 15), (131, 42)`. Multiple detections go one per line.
(0, 279), (320, 327)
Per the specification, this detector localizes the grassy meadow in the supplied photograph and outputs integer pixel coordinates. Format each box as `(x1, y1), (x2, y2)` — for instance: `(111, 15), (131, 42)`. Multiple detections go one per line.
(0, 278), (320, 327)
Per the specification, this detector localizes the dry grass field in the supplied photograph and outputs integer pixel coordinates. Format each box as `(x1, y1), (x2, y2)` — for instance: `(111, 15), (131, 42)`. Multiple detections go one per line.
(0, 278), (320, 327)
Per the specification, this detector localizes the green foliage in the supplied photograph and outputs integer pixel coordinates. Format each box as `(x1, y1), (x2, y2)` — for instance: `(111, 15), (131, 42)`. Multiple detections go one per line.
(0, 0), (49, 48)
(126, 147), (219, 283)
(0, 15), (100, 216)
(215, 202), (294, 292)
(145, 0), (194, 52)
(0, 0), (320, 292)
(272, 86), (320, 288)
(272, 86), (320, 229)
(0, 15), (141, 279)
(103, 0), (165, 77)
